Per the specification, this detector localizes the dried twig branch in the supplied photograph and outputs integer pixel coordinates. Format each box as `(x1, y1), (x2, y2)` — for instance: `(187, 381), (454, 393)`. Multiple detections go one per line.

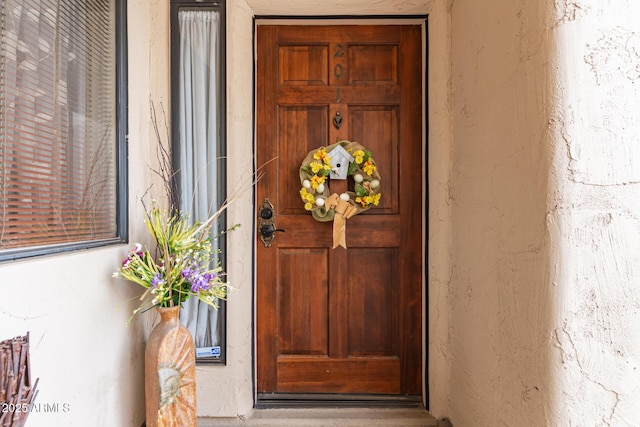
(0, 333), (38, 427)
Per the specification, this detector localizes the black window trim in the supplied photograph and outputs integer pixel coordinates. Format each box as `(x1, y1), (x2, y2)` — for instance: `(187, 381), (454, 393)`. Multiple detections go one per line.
(170, 0), (228, 365)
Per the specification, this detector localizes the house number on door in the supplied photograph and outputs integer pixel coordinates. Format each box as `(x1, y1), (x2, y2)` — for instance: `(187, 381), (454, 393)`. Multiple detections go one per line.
(334, 44), (344, 58)
(334, 64), (343, 78)
(334, 44), (344, 79)
(334, 44), (344, 103)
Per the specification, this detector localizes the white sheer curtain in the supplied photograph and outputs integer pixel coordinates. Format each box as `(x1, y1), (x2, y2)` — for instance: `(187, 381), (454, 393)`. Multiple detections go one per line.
(177, 10), (223, 356)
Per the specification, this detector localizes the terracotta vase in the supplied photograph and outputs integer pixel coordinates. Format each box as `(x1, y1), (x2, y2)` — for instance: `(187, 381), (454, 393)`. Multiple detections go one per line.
(145, 306), (196, 427)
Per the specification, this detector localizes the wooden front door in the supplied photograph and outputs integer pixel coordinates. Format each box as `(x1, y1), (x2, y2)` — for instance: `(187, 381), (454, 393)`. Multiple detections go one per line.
(256, 24), (423, 396)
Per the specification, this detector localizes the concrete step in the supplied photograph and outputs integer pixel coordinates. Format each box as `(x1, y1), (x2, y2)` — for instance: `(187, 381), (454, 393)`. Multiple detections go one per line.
(199, 407), (439, 426)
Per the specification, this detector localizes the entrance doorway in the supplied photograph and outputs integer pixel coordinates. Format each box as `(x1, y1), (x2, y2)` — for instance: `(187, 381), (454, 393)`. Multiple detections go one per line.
(255, 23), (424, 399)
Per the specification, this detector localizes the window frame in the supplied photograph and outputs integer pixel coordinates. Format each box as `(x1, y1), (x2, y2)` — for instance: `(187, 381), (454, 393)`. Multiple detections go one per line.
(170, 0), (228, 365)
(0, 0), (129, 263)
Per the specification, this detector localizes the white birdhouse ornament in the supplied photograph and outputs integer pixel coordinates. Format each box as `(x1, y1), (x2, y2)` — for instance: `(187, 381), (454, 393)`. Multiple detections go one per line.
(327, 145), (354, 180)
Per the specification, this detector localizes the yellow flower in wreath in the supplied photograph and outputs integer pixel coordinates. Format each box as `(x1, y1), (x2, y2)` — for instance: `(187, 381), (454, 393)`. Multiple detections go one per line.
(355, 193), (381, 208)
(363, 159), (377, 176)
(299, 188), (315, 208)
(310, 174), (326, 190)
(313, 147), (331, 165)
(352, 150), (365, 164)
(310, 161), (325, 174)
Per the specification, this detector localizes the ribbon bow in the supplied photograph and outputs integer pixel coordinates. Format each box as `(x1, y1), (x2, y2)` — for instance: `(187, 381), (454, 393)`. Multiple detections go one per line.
(325, 194), (358, 249)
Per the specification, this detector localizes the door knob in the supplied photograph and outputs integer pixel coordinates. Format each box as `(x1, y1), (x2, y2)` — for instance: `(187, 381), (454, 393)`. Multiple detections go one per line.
(259, 224), (285, 238)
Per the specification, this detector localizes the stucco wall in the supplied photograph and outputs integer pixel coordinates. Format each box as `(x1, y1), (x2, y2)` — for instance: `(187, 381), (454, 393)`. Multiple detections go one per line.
(449, 0), (640, 425)
(0, 2), (168, 426)
(548, 0), (640, 424)
(450, 0), (552, 423)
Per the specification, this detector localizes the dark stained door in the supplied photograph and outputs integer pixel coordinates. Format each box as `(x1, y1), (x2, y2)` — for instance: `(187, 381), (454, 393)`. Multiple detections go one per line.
(256, 24), (423, 395)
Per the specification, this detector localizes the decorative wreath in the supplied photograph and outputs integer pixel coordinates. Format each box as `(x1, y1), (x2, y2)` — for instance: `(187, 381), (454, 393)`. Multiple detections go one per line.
(299, 140), (381, 248)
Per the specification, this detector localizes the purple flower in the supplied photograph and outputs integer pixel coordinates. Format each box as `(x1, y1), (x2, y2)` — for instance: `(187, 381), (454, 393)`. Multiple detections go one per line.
(122, 243), (144, 268)
(151, 274), (164, 288)
(181, 267), (217, 293)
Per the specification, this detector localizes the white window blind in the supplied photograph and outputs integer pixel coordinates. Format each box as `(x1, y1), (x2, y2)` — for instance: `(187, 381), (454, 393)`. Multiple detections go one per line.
(1, 0), (120, 252)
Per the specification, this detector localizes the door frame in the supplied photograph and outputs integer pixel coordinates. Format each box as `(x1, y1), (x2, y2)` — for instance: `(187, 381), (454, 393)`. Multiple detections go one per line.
(252, 16), (429, 407)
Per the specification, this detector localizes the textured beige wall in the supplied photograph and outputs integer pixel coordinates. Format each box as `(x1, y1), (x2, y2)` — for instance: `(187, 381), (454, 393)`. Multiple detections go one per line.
(450, 0), (552, 423)
(449, 0), (640, 425)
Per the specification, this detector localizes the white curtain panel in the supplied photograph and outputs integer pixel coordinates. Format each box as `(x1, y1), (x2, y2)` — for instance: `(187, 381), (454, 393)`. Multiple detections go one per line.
(178, 10), (222, 352)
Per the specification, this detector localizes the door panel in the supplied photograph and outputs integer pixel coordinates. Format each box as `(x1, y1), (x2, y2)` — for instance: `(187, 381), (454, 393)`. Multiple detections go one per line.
(279, 106), (329, 214)
(256, 24), (422, 395)
(278, 248), (329, 356)
(347, 247), (399, 357)
(350, 106), (399, 213)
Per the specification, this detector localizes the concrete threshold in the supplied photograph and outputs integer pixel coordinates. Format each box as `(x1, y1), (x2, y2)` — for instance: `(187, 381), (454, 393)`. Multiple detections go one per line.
(199, 407), (438, 426)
